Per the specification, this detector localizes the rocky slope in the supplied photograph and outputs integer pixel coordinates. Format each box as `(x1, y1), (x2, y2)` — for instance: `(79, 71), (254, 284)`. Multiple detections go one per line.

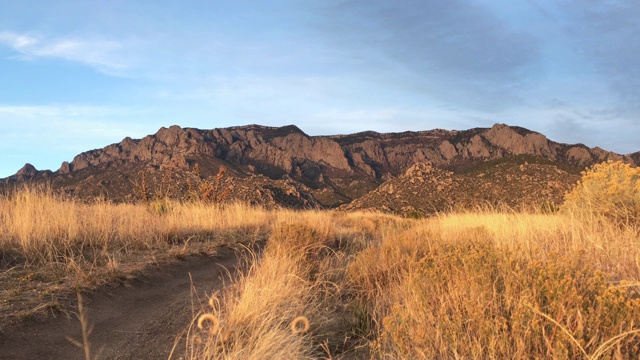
(341, 158), (580, 215)
(2, 123), (637, 211)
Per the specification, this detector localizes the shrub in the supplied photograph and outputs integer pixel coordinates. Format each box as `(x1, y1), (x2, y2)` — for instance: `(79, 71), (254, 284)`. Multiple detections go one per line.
(403, 210), (424, 220)
(507, 255), (640, 359)
(378, 241), (640, 359)
(563, 161), (640, 226)
(133, 165), (232, 213)
(186, 165), (232, 205)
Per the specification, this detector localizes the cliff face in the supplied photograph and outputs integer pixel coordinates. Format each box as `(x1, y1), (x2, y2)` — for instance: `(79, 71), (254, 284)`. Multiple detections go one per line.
(2, 123), (636, 210)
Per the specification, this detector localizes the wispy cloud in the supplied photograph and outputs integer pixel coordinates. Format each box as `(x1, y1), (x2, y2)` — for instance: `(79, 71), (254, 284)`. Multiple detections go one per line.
(558, 1), (640, 113)
(0, 31), (129, 74)
(0, 105), (152, 144)
(0, 104), (158, 176)
(316, 0), (540, 111)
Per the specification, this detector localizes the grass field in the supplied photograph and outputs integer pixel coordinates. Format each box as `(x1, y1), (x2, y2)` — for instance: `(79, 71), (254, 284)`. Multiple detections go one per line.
(184, 208), (640, 359)
(2, 161), (640, 359)
(0, 187), (273, 324)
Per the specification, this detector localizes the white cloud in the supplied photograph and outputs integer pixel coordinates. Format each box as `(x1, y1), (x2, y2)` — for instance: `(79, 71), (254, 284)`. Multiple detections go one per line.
(0, 31), (128, 74)
(0, 32), (37, 49)
(0, 105), (147, 144)
(0, 104), (158, 176)
(0, 104), (132, 122)
(317, 1), (540, 111)
(0, 104), (61, 117)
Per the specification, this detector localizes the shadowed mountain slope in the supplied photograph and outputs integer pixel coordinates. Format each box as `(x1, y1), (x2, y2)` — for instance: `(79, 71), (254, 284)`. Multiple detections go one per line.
(2, 123), (637, 212)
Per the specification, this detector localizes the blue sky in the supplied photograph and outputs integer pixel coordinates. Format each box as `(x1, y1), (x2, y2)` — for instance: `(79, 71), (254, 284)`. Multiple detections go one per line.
(1, 0), (639, 177)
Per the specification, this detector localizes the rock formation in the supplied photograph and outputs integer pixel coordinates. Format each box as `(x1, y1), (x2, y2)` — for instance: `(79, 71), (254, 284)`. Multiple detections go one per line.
(1, 123), (637, 211)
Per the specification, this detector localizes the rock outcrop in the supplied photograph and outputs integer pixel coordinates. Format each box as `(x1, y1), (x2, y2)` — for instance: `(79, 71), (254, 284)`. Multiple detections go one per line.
(16, 163), (38, 178)
(7, 163), (52, 182)
(1, 123), (636, 210)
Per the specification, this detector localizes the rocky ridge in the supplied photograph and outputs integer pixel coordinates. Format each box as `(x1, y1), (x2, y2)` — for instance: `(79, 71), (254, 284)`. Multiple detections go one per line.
(2, 123), (637, 212)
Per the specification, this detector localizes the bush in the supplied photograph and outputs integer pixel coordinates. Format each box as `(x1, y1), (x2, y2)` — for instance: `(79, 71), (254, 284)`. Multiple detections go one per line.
(563, 161), (640, 226)
(377, 240), (640, 359)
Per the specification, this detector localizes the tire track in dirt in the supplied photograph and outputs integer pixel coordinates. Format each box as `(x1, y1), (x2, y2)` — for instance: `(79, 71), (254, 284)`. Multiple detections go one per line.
(0, 248), (247, 360)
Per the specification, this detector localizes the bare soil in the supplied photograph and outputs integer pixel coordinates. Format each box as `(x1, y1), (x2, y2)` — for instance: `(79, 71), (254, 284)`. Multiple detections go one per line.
(0, 249), (246, 360)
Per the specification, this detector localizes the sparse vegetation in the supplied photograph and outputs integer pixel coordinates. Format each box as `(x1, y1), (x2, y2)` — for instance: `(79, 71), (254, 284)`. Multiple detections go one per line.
(0, 185), (270, 325)
(133, 164), (232, 214)
(183, 207), (640, 359)
(2, 160), (640, 359)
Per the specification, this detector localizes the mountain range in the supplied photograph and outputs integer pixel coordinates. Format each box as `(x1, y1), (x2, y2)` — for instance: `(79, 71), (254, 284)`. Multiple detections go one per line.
(3, 123), (638, 215)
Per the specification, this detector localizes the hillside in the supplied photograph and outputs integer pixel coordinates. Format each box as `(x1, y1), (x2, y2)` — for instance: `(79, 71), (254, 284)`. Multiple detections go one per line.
(341, 157), (579, 215)
(2, 123), (637, 212)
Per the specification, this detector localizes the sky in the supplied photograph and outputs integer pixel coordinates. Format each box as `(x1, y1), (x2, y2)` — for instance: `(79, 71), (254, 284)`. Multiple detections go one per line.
(1, 0), (639, 177)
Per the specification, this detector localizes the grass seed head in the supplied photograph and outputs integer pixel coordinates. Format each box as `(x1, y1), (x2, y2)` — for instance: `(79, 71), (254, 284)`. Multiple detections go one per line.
(197, 313), (220, 335)
(291, 316), (310, 334)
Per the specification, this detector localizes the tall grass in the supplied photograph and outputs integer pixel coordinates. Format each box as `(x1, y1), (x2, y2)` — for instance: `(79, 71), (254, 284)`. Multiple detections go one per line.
(2, 187), (156, 264)
(0, 188), (276, 303)
(347, 210), (640, 358)
(4, 161), (640, 359)
(187, 212), (410, 359)
(187, 209), (640, 358)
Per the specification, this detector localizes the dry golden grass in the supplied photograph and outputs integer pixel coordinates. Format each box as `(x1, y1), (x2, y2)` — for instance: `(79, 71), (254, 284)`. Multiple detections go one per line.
(3, 171), (640, 359)
(0, 186), (274, 323)
(185, 212), (409, 359)
(347, 210), (640, 359)
(187, 207), (640, 359)
(0, 187), (273, 266)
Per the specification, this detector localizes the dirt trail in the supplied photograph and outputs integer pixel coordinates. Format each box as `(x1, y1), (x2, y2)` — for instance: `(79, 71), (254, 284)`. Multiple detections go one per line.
(0, 249), (246, 360)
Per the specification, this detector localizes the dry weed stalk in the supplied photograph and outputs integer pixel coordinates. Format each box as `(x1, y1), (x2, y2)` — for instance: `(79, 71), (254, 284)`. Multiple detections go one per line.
(187, 165), (232, 204)
(525, 301), (640, 360)
(133, 170), (150, 203)
(65, 291), (93, 360)
(134, 164), (233, 208)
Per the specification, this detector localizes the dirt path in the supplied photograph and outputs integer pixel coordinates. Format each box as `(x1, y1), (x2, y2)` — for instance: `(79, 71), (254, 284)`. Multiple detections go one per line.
(0, 249), (246, 360)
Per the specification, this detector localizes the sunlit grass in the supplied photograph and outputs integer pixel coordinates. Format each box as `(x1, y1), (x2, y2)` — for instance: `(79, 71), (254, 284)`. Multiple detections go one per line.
(188, 208), (640, 359)
(2, 182), (640, 359)
(0, 187), (275, 323)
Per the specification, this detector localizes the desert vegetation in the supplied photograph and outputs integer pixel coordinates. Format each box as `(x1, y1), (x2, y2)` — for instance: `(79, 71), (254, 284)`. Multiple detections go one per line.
(179, 211), (640, 359)
(185, 161), (640, 359)
(2, 161), (640, 359)
(0, 184), (269, 324)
